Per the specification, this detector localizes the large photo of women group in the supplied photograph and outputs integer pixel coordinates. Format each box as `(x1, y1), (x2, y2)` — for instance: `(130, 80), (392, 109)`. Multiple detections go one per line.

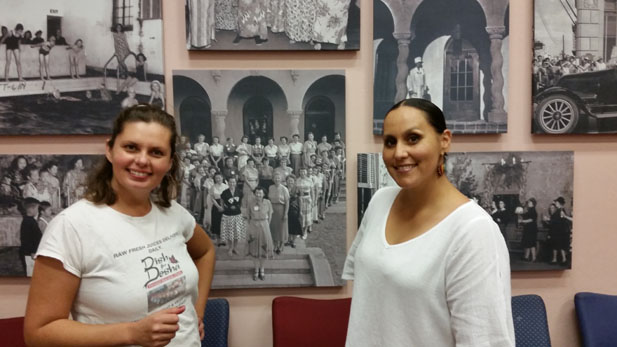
(173, 69), (347, 288)
(0, 0), (165, 135)
(0, 155), (97, 277)
(373, 0), (509, 134)
(357, 151), (574, 271)
(186, 0), (360, 50)
(532, 0), (617, 134)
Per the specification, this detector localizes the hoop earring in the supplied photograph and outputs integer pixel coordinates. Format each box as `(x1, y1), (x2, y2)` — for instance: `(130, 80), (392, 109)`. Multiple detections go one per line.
(436, 154), (445, 177)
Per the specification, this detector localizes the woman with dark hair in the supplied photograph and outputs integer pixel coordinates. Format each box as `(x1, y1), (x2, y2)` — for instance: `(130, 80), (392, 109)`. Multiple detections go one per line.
(25, 104), (215, 346)
(247, 186), (273, 280)
(519, 198), (538, 262)
(277, 136), (290, 166)
(264, 138), (278, 167)
(209, 172), (228, 246)
(111, 23), (133, 79)
(220, 176), (246, 256)
(343, 98), (514, 346)
(285, 175), (301, 248)
(7, 155), (28, 194)
(242, 158), (259, 202)
(258, 156), (274, 190)
(549, 197), (572, 264)
(3, 23), (24, 81)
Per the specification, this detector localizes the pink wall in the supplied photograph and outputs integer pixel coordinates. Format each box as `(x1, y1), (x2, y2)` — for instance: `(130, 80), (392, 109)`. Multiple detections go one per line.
(2, 1), (617, 346)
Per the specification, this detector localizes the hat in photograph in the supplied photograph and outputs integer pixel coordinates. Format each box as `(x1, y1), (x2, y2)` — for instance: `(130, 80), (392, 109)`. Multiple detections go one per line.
(414, 57), (422, 64)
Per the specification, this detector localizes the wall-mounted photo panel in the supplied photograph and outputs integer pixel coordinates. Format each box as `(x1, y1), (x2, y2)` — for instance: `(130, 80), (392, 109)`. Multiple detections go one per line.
(357, 151), (574, 271)
(0, 154), (100, 277)
(533, 0), (617, 134)
(173, 69), (347, 288)
(0, 0), (166, 135)
(185, 0), (360, 51)
(373, 0), (509, 135)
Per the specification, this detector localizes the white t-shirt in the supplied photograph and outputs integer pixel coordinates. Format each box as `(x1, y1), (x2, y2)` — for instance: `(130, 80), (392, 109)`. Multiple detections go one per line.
(343, 186), (514, 347)
(36, 199), (200, 347)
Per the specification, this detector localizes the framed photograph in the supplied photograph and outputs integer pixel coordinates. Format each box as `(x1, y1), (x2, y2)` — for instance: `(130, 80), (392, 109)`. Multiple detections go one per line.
(0, 154), (100, 277)
(185, 0), (360, 51)
(357, 151), (574, 271)
(173, 69), (347, 288)
(373, 0), (509, 134)
(532, 0), (617, 134)
(0, 0), (166, 135)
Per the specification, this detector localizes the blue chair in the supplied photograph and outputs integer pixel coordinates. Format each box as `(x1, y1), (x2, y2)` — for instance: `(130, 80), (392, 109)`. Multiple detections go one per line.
(202, 298), (230, 347)
(575, 292), (617, 347)
(511, 294), (552, 347)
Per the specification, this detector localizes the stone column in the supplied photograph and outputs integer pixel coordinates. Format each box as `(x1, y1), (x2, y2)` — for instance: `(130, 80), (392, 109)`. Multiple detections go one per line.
(211, 110), (227, 141)
(393, 32), (413, 102)
(288, 110), (302, 136)
(486, 26), (507, 123)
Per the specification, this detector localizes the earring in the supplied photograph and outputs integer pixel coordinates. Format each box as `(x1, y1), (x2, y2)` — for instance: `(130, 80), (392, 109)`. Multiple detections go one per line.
(436, 154), (445, 177)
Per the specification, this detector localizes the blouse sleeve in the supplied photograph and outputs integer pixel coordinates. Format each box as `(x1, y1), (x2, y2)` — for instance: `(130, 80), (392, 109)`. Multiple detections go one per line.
(341, 210), (369, 281)
(445, 216), (515, 347)
(35, 214), (84, 277)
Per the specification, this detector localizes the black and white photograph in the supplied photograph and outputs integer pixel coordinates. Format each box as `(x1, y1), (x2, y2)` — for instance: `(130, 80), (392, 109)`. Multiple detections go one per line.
(357, 151), (574, 271)
(173, 69), (347, 288)
(373, 0), (509, 134)
(0, 154), (99, 277)
(0, 0), (165, 135)
(185, 0), (360, 51)
(533, 0), (617, 134)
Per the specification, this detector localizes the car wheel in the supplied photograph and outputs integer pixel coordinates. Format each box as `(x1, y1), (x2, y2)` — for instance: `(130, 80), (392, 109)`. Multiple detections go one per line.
(535, 95), (579, 134)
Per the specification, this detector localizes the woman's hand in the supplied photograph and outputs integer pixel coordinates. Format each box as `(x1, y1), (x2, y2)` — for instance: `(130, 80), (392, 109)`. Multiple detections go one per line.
(198, 319), (205, 340)
(131, 306), (185, 347)
(217, 206), (224, 212)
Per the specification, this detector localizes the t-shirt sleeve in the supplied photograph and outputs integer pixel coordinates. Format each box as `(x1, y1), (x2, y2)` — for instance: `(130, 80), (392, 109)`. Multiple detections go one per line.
(171, 200), (197, 242)
(342, 204), (369, 281)
(35, 214), (83, 277)
(445, 216), (515, 347)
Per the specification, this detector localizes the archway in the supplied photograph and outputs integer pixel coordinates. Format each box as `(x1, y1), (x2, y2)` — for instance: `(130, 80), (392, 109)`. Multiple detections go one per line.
(304, 96), (335, 141)
(242, 96), (273, 143)
(179, 97), (212, 143)
(172, 75), (212, 143)
(227, 76), (287, 142)
(410, 0), (492, 119)
(303, 75), (345, 142)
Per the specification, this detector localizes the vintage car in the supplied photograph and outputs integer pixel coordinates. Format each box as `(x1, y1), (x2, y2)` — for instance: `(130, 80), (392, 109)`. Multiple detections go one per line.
(533, 68), (617, 134)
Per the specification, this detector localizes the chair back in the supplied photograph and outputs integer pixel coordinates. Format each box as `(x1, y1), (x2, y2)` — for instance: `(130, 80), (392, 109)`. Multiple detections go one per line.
(575, 292), (617, 347)
(272, 296), (351, 347)
(202, 298), (230, 347)
(511, 294), (552, 347)
(0, 316), (26, 347)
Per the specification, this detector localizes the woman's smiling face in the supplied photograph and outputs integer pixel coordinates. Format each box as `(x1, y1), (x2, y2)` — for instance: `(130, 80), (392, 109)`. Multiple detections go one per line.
(382, 106), (450, 189)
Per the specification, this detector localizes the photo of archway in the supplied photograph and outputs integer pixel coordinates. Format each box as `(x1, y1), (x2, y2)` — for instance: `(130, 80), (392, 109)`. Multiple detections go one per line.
(357, 151), (574, 271)
(0, 0), (165, 135)
(532, 0), (617, 134)
(373, 0), (509, 134)
(0, 154), (100, 277)
(185, 0), (361, 51)
(173, 69), (347, 288)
